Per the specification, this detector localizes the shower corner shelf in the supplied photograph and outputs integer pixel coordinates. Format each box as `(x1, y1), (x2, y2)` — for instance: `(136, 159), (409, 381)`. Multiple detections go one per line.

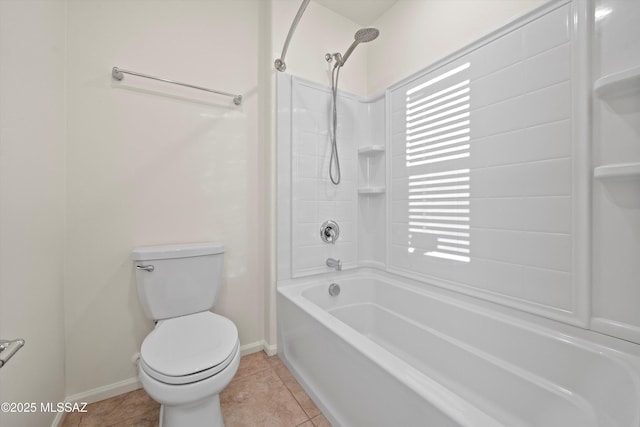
(358, 145), (385, 156)
(594, 65), (640, 99)
(593, 163), (640, 181)
(358, 186), (386, 195)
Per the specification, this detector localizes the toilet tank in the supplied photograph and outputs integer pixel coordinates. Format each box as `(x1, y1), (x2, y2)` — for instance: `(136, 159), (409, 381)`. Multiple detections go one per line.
(131, 242), (224, 320)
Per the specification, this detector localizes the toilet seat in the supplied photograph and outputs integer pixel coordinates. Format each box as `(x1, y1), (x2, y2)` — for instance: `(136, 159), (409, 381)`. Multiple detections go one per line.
(140, 311), (238, 385)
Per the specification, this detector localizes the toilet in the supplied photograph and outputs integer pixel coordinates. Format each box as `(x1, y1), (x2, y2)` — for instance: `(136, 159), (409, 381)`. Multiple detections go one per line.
(131, 242), (240, 427)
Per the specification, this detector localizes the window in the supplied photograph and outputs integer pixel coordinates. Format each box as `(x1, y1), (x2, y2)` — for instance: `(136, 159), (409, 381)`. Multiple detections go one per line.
(405, 63), (471, 263)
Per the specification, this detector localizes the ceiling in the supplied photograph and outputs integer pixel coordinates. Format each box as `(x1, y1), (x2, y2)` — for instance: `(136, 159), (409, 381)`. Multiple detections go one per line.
(313, 0), (399, 26)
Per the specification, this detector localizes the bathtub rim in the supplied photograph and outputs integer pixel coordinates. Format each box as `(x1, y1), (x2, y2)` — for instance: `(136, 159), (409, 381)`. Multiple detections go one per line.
(278, 267), (640, 362)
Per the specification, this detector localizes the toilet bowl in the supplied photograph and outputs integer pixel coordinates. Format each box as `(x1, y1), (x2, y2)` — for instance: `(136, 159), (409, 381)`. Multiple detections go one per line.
(138, 313), (240, 426)
(131, 243), (239, 427)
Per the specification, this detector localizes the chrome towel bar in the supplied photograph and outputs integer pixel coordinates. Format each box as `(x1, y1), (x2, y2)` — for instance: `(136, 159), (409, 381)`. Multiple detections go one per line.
(112, 67), (242, 106)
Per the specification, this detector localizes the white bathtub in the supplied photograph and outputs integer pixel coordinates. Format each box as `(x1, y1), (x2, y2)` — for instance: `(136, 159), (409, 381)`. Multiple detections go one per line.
(277, 269), (640, 427)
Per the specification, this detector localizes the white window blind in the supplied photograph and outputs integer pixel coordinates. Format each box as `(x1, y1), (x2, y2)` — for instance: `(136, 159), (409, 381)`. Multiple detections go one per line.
(406, 62), (471, 263)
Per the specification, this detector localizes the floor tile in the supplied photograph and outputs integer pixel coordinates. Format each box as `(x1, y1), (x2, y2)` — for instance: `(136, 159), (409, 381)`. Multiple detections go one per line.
(221, 365), (308, 427)
(234, 350), (272, 380)
(60, 411), (82, 427)
(269, 356), (321, 418)
(104, 406), (159, 427)
(311, 413), (333, 427)
(269, 355), (320, 418)
(61, 351), (328, 427)
(62, 389), (160, 427)
(72, 389), (159, 427)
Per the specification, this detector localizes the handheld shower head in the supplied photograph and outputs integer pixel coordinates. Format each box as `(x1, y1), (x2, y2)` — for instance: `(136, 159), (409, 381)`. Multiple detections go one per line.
(338, 27), (380, 66)
(324, 27), (380, 186)
(354, 27), (380, 43)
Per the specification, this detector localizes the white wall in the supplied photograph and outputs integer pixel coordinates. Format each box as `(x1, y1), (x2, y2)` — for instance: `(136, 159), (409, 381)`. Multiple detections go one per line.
(368, 0), (545, 94)
(0, 1), (66, 426)
(64, 0), (266, 398)
(272, 1), (545, 97)
(271, 0), (368, 96)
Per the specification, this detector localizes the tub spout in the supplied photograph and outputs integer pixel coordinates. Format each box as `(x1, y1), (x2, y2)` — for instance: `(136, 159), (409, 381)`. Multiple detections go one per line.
(326, 258), (342, 271)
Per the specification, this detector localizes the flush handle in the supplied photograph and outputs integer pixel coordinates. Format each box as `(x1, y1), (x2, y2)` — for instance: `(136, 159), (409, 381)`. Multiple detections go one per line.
(136, 265), (155, 272)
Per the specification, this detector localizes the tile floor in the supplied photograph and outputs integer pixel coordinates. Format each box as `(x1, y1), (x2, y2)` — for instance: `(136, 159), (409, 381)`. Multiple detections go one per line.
(61, 351), (332, 427)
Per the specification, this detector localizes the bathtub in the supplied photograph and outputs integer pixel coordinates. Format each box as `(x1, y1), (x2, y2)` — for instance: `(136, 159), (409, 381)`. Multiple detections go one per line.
(277, 269), (640, 427)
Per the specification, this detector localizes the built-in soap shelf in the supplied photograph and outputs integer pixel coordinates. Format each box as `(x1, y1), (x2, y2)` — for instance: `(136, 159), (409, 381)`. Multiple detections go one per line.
(358, 186), (385, 195)
(358, 145), (385, 156)
(358, 145), (385, 196)
(594, 163), (640, 181)
(594, 65), (640, 99)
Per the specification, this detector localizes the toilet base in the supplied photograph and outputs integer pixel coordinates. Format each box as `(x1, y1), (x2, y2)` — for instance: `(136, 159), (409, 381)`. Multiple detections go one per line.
(160, 394), (224, 427)
(139, 340), (240, 427)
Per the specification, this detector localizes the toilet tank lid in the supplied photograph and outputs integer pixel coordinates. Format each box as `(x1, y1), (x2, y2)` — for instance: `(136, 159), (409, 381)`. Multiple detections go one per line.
(131, 242), (224, 260)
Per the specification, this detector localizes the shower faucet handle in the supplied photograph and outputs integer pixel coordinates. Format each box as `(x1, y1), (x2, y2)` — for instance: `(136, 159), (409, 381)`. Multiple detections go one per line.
(320, 220), (340, 244)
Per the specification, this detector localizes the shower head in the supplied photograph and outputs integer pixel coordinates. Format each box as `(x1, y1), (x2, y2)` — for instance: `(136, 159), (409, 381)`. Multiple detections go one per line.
(337, 27), (379, 66)
(354, 27), (380, 43)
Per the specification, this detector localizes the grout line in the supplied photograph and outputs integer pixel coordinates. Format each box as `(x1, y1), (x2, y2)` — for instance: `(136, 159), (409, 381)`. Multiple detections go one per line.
(281, 379), (310, 425)
(263, 353), (311, 426)
(266, 354), (322, 422)
(310, 414), (326, 427)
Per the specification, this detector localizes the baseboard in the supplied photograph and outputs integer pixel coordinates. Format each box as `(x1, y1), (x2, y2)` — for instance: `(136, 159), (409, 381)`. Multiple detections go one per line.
(262, 340), (278, 356)
(52, 377), (141, 427)
(51, 411), (66, 427)
(66, 376), (142, 405)
(240, 339), (278, 356)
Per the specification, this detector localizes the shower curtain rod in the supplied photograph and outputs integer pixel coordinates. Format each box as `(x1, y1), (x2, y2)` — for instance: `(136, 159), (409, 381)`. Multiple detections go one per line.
(111, 67), (243, 105)
(274, 0), (311, 72)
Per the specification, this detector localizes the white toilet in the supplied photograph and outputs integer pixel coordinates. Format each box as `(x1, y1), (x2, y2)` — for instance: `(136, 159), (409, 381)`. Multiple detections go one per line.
(131, 242), (240, 427)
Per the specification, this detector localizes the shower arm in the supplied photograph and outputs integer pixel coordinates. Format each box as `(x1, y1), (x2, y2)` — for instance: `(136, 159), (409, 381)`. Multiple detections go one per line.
(275, 0), (311, 72)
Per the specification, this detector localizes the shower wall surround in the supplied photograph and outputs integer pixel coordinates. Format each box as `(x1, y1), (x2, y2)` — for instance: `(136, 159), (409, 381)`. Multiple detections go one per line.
(591, 0), (640, 343)
(278, 0), (640, 344)
(277, 75), (365, 278)
(357, 97), (386, 268)
(388, 1), (589, 326)
(278, 1), (587, 319)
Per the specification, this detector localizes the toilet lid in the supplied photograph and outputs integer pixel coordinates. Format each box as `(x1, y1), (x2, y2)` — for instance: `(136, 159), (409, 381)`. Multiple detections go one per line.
(141, 311), (238, 378)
